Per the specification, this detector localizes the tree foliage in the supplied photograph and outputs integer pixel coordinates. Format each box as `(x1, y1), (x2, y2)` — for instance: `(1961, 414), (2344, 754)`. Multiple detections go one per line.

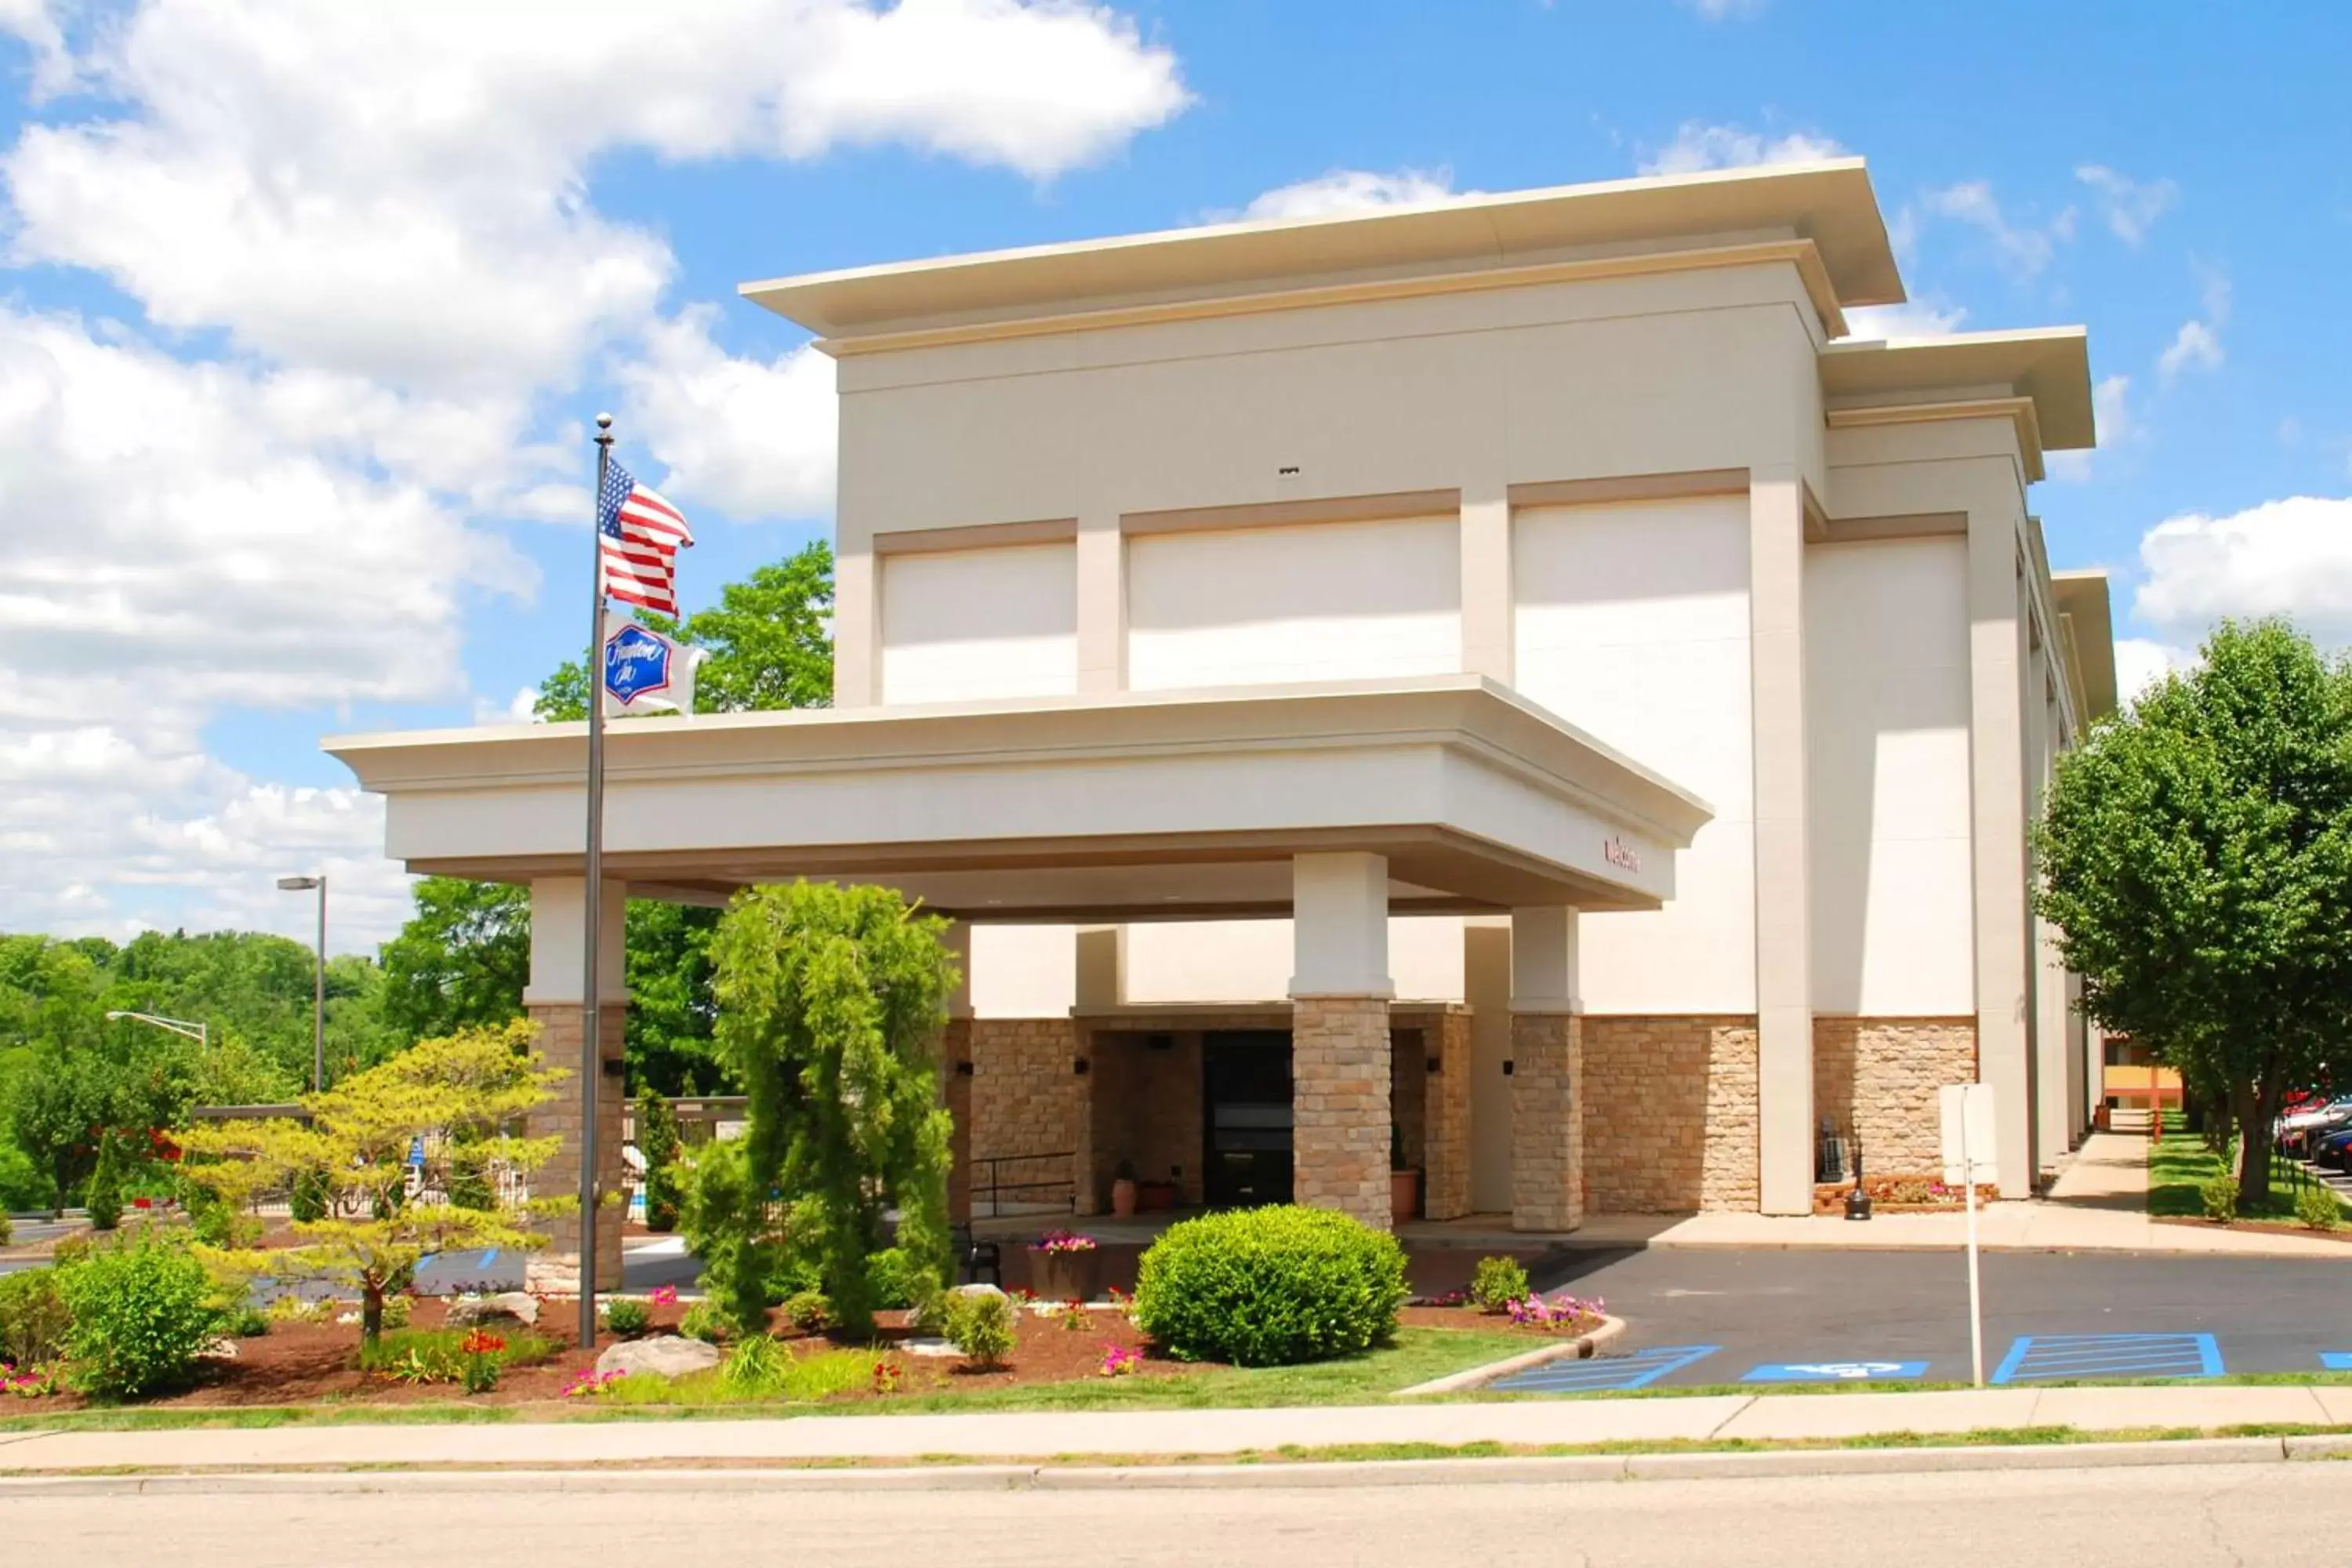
(178, 1020), (565, 1341)
(379, 877), (531, 1042)
(2035, 619), (2352, 1205)
(636, 1085), (684, 1232)
(706, 882), (957, 1338)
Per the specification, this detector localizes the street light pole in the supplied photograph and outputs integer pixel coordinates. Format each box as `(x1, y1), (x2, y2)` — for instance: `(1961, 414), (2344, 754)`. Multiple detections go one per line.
(277, 874), (328, 1090)
(103, 1011), (209, 1049)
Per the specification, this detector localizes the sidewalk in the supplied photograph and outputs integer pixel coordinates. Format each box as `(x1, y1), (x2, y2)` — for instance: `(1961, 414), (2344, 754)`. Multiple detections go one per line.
(5, 1382), (2350, 1474)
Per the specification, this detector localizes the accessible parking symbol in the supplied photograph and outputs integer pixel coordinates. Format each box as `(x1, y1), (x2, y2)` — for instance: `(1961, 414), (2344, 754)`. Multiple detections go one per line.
(1742, 1360), (1929, 1384)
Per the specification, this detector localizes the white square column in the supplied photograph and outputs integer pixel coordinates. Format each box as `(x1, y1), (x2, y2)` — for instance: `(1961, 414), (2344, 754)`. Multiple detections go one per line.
(1749, 468), (1816, 1215)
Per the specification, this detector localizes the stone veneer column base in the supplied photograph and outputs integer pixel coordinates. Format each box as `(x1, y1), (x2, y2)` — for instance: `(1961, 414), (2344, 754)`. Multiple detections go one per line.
(941, 1018), (974, 1224)
(1292, 995), (1393, 1229)
(1421, 1011), (1474, 1221)
(524, 1002), (626, 1294)
(1812, 1017), (1979, 1178)
(1510, 1011), (1583, 1232)
(1580, 1016), (1760, 1213)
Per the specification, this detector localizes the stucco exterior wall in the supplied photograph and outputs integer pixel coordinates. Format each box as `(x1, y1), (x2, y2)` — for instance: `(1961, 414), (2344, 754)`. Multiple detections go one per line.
(879, 542), (1076, 705)
(1581, 1015), (1761, 1213)
(1515, 496), (1759, 1014)
(1125, 515), (1462, 691)
(1122, 913), (1465, 1005)
(1804, 535), (1974, 1015)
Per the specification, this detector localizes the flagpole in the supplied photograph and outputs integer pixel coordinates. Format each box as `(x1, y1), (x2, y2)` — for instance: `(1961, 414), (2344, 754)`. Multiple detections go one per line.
(579, 412), (614, 1350)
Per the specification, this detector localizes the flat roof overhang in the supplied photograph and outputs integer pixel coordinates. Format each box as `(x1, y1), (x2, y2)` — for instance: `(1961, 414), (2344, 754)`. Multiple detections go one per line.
(326, 677), (1712, 922)
(742, 160), (1902, 342)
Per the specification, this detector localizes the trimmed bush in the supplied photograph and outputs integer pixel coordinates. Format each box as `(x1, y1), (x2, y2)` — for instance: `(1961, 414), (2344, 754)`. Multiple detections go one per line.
(58, 1234), (220, 1399)
(84, 1135), (125, 1232)
(1133, 1205), (1406, 1367)
(866, 1246), (938, 1310)
(1468, 1255), (1529, 1313)
(2200, 1171), (2239, 1224)
(2295, 1185), (2343, 1232)
(942, 1289), (1015, 1367)
(0, 1267), (72, 1367)
(603, 1298), (651, 1336)
(637, 1089), (684, 1233)
(679, 1298), (733, 1345)
(781, 1290), (833, 1333)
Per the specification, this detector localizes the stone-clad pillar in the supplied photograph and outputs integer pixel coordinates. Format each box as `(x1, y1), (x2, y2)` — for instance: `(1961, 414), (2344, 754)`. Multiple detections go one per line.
(1421, 1011), (1474, 1221)
(522, 877), (628, 1294)
(1289, 851), (1394, 1229)
(1508, 906), (1584, 1232)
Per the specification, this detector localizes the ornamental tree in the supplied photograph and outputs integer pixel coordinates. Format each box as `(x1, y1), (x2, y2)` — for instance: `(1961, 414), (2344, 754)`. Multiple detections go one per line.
(177, 1020), (566, 1342)
(708, 882), (956, 1338)
(2034, 619), (2352, 1207)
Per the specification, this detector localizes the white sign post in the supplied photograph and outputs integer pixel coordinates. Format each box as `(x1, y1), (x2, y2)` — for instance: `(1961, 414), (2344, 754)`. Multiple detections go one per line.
(1940, 1083), (1998, 1388)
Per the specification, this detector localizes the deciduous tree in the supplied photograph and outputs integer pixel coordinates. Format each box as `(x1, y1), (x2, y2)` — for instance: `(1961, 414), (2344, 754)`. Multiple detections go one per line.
(2036, 619), (2352, 1206)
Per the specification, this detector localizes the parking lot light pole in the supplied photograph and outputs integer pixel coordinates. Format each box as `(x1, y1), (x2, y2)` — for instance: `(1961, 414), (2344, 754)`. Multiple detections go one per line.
(277, 874), (328, 1091)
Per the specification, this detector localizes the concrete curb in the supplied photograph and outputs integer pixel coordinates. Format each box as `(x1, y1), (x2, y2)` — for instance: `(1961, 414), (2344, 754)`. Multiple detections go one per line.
(1392, 1314), (1627, 1396)
(1, 1436), (2338, 1497)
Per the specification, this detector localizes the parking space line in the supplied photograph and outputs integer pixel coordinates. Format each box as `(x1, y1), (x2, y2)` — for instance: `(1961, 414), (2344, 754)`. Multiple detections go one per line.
(1991, 1333), (2221, 1385)
(1489, 1344), (1720, 1395)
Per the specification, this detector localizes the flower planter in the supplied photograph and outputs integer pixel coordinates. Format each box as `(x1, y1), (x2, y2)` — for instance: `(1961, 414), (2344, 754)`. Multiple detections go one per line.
(1137, 1180), (1178, 1212)
(1390, 1168), (1421, 1221)
(1034, 1249), (1096, 1302)
(1109, 1178), (1138, 1218)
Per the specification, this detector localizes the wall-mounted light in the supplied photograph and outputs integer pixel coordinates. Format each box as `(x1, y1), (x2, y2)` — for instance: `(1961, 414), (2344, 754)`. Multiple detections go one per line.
(1502, 1060), (1515, 1076)
(1426, 1055), (1442, 1074)
(955, 1061), (975, 1077)
(1073, 1058), (1091, 1076)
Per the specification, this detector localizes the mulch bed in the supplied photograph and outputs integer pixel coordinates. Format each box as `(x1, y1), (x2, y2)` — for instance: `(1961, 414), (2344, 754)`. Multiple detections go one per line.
(2151, 1214), (2352, 1243)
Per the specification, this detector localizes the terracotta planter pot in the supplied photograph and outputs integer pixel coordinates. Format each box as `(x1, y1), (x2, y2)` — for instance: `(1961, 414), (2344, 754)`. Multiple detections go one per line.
(1034, 1248), (1096, 1302)
(1109, 1178), (1138, 1218)
(1391, 1168), (1420, 1221)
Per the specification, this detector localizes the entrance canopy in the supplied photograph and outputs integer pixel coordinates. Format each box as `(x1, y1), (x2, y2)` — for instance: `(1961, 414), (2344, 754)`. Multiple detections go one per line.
(327, 675), (1711, 919)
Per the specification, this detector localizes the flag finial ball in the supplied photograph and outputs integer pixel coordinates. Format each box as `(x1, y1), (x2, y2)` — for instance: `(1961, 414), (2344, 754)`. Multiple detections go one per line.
(595, 412), (613, 430)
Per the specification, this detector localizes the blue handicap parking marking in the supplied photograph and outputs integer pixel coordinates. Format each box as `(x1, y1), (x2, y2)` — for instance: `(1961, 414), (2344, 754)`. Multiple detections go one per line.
(1991, 1333), (2223, 1385)
(1743, 1360), (1929, 1385)
(2321, 1352), (2352, 1371)
(1490, 1345), (1720, 1394)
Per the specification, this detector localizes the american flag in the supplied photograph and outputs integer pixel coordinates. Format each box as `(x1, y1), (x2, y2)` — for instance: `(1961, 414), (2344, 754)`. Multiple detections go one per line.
(597, 459), (695, 616)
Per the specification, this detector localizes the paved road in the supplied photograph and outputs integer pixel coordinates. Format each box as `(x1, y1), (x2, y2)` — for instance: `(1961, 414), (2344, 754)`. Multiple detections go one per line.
(1532, 1245), (2352, 1387)
(2, 1464), (2340, 1565)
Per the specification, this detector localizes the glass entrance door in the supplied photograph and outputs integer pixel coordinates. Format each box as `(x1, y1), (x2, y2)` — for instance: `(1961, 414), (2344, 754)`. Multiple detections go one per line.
(1203, 1029), (1292, 1208)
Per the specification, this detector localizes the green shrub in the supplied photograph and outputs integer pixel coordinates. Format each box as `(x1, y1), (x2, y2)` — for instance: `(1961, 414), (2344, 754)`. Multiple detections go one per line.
(942, 1289), (1015, 1367)
(0, 1268), (72, 1366)
(637, 1090), (684, 1233)
(0, 1209), (11, 1248)
(604, 1298), (652, 1336)
(356, 1327), (559, 1382)
(445, 1127), (494, 1213)
(866, 1246), (938, 1310)
(1468, 1255), (1530, 1312)
(781, 1290), (833, 1334)
(84, 1136), (125, 1232)
(460, 1350), (502, 1395)
(224, 1306), (270, 1339)
(679, 1298), (734, 1345)
(2200, 1171), (2239, 1224)
(58, 1234), (221, 1399)
(2295, 1185), (2343, 1231)
(720, 1333), (793, 1396)
(1133, 1206), (1406, 1367)
(289, 1166), (332, 1224)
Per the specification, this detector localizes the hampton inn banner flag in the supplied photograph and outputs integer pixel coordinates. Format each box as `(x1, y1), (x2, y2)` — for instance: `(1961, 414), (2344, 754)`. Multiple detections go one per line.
(600, 612), (705, 715)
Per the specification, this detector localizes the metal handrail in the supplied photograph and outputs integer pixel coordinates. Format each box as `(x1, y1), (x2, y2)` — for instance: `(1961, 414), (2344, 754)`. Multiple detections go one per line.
(971, 1151), (1075, 1218)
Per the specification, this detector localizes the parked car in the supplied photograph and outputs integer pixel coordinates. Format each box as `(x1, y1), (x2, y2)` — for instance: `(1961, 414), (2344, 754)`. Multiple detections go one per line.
(2282, 1102), (2352, 1157)
(2312, 1124), (2352, 1173)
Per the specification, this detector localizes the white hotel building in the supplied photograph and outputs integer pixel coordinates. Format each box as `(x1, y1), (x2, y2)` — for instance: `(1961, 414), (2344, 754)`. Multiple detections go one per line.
(331, 160), (2113, 1284)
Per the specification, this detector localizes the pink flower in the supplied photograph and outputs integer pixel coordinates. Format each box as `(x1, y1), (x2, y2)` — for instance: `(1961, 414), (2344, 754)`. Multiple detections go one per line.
(650, 1286), (680, 1308)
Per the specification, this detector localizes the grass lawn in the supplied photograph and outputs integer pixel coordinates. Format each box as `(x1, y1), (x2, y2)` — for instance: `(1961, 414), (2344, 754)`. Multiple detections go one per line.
(2144, 1113), (2347, 1224)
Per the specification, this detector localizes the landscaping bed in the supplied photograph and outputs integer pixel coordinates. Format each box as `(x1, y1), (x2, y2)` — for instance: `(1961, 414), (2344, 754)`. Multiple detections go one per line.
(1809, 1177), (1998, 1215)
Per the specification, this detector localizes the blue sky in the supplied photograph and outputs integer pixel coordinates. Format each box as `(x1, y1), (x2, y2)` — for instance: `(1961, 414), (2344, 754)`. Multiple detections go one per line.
(2, 0), (2347, 951)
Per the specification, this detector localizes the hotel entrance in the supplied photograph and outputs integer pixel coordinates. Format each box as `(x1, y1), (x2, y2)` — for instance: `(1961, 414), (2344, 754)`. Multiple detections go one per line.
(1203, 1029), (1293, 1208)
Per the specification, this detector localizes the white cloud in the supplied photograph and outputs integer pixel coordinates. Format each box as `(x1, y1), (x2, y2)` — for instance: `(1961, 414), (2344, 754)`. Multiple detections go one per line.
(0, 0), (1191, 948)
(1677, 0), (1766, 17)
(2074, 165), (2179, 246)
(1921, 180), (2075, 279)
(615, 310), (838, 520)
(2110, 637), (2190, 702)
(2132, 495), (2352, 648)
(2157, 268), (2230, 383)
(1845, 299), (1969, 339)
(1236, 168), (1465, 222)
(2158, 319), (2223, 381)
(1638, 122), (1846, 177)
(2048, 373), (2133, 484)
(4, 1), (1188, 394)
(473, 687), (540, 727)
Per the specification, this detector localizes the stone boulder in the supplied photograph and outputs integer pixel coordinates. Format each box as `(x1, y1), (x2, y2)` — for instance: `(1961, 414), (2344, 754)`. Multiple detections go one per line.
(445, 1291), (539, 1327)
(596, 1334), (722, 1380)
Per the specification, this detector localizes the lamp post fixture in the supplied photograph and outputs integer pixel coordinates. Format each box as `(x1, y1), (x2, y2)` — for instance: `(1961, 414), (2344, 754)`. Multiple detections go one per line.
(103, 1011), (209, 1049)
(277, 873), (328, 1091)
